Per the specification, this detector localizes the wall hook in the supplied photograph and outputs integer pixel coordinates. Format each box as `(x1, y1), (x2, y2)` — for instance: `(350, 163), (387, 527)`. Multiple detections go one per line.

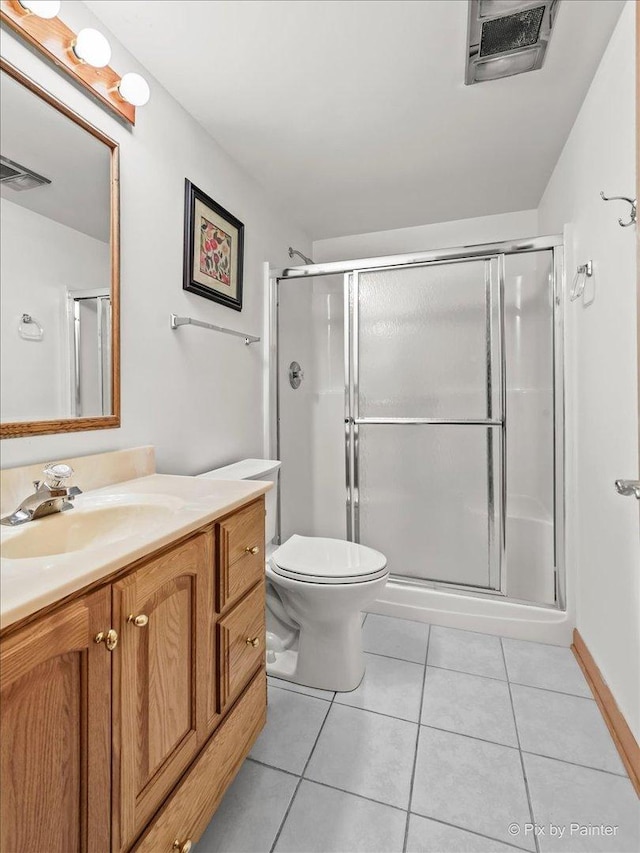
(600, 191), (636, 227)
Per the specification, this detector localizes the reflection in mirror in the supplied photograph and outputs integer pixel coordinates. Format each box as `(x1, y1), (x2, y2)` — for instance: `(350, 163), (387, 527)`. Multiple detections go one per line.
(0, 61), (118, 435)
(68, 288), (112, 417)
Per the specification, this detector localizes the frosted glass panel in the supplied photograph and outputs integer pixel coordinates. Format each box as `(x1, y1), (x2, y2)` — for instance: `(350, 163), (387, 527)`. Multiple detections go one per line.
(278, 275), (346, 543)
(358, 260), (494, 419)
(358, 425), (500, 589)
(503, 251), (555, 603)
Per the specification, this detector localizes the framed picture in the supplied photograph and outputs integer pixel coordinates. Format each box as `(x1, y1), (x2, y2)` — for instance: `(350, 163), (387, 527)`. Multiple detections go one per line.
(183, 179), (245, 311)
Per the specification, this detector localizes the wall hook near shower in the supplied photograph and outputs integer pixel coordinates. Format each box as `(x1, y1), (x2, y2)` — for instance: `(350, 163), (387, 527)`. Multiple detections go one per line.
(570, 260), (593, 302)
(18, 313), (44, 341)
(600, 191), (636, 227)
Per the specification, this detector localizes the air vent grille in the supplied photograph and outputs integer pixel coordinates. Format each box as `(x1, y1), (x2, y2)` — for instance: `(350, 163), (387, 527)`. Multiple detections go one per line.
(0, 162), (21, 181)
(480, 6), (545, 57)
(466, 0), (559, 85)
(0, 156), (51, 192)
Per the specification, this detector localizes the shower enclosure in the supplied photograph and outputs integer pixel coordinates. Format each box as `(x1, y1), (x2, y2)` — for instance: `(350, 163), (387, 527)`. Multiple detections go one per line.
(270, 236), (564, 611)
(67, 288), (112, 417)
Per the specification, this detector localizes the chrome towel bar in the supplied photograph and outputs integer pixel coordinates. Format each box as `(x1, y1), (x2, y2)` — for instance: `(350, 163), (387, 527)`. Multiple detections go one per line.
(170, 314), (260, 345)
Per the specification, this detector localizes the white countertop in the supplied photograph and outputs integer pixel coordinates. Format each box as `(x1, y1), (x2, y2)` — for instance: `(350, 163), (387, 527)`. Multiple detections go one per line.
(0, 473), (271, 631)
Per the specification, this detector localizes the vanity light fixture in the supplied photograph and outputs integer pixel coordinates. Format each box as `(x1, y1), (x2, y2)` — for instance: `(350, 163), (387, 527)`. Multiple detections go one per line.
(72, 27), (112, 68)
(17, 0), (59, 18)
(1, 0), (148, 123)
(118, 72), (150, 107)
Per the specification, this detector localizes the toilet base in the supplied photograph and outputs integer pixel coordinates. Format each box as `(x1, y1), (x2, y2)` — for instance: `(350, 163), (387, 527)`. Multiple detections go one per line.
(266, 610), (367, 692)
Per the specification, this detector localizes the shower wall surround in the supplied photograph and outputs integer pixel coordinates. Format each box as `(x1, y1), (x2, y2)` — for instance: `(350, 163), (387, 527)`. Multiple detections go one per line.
(0, 3), (311, 472)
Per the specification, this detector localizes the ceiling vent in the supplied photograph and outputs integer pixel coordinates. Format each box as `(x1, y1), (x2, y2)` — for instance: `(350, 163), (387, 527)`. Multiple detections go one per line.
(0, 155), (51, 192)
(466, 0), (560, 85)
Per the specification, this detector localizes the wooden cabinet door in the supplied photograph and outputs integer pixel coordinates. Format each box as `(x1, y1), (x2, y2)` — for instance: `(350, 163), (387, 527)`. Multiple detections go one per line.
(112, 532), (214, 852)
(0, 588), (111, 853)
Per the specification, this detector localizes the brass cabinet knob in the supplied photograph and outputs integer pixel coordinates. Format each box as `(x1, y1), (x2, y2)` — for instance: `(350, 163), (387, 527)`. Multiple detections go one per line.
(245, 637), (260, 648)
(172, 840), (192, 853)
(127, 614), (149, 627)
(245, 545), (259, 555)
(94, 628), (118, 651)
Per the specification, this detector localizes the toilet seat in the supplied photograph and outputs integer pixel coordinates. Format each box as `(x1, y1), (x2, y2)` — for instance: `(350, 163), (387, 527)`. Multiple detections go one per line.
(270, 534), (388, 585)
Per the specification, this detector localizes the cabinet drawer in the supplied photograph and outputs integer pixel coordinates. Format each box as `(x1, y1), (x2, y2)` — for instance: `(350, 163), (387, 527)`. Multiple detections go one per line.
(218, 583), (265, 710)
(133, 670), (266, 853)
(216, 499), (264, 612)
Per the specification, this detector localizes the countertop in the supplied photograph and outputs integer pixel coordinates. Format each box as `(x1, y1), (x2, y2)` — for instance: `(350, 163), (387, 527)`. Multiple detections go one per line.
(0, 473), (271, 631)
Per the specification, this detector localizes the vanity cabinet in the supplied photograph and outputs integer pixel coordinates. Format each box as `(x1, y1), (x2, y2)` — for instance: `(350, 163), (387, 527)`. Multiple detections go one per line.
(112, 532), (215, 851)
(0, 588), (112, 853)
(0, 496), (267, 853)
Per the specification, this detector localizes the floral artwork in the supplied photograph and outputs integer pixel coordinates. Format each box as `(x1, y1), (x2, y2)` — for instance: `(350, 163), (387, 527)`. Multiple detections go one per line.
(200, 217), (232, 287)
(184, 180), (244, 311)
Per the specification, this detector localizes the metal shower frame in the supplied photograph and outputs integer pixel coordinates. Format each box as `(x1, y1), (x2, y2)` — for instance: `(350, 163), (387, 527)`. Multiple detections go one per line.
(269, 234), (566, 610)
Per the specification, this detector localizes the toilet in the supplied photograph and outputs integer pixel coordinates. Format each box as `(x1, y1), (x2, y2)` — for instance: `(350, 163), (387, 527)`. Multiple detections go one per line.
(198, 459), (388, 691)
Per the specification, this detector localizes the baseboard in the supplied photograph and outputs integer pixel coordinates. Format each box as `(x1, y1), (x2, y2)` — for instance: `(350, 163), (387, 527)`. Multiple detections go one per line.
(571, 629), (640, 795)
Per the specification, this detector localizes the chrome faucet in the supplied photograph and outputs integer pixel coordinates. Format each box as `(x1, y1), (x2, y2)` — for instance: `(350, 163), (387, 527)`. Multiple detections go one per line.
(1, 463), (82, 526)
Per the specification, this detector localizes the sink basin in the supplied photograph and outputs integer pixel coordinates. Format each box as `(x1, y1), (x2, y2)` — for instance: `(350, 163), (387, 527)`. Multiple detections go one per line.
(1, 494), (185, 560)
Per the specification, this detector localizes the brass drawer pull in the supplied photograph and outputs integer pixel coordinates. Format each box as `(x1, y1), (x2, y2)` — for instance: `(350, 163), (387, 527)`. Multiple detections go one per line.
(94, 629), (118, 651)
(172, 840), (192, 853)
(246, 636), (260, 648)
(245, 545), (260, 555)
(127, 614), (149, 627)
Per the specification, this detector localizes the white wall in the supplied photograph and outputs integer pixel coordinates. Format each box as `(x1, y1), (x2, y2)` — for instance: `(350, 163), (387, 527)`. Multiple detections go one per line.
(313, 209), (539, 263)
(538, 1), (639, 740)
(0, 199), (110, 422)
(0, 2), (310, 472)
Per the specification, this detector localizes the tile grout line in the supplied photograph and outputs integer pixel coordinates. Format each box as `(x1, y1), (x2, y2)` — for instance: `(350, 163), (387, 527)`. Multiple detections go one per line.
(425, 662), (595, 700)
(419, 722), (519, 751)
(519, 749), (630, 779)
(362, 648), (433, 667)
(250, 754), (411, 814)
(402, 624), (431, 853)
(409, 812), (536, 853)
(271, 661), (596, 703)
(501, 637), (540, 853)
(268, 676), (338, 853)
(267, 680), (335, 702)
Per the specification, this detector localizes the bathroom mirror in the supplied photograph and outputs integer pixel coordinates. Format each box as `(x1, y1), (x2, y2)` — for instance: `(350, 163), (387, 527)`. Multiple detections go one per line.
(0, 59), (119, 438)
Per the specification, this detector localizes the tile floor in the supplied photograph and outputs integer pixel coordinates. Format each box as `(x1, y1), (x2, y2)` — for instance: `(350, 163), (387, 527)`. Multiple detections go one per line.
(197, 615), (639, 853)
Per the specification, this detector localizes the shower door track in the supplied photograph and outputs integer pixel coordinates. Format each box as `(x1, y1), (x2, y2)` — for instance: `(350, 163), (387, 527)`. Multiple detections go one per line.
(270, 233), (565, 609)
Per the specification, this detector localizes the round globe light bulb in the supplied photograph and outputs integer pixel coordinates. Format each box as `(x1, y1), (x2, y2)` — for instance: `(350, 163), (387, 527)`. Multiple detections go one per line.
(19, 1), (60, 18)
(118, 73), (150, 107)
(73, 28), (112, 68)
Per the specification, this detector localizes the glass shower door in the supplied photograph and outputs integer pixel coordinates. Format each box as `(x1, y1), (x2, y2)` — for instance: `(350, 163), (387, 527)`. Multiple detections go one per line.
(349, 257), (504, 590)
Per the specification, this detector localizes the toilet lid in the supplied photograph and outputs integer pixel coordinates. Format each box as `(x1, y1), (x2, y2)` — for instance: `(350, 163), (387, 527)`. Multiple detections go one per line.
(270, 535), (388, 584)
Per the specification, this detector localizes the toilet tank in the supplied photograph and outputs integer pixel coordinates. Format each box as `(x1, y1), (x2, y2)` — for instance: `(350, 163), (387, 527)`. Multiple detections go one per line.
(198, 459), (281, 549)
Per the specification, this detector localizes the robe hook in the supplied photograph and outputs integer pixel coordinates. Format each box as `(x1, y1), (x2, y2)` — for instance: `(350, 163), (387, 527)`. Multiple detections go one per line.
(600, 191), (636, 227)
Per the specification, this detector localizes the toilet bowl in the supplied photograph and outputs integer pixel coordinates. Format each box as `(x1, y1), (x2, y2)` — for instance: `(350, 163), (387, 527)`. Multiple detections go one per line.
(266, 534), (388, 691)
(198, 459), (389, 692)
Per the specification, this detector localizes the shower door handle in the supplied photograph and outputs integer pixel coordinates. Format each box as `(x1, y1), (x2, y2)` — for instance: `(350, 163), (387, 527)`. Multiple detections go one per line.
(614, 479), (640, 499)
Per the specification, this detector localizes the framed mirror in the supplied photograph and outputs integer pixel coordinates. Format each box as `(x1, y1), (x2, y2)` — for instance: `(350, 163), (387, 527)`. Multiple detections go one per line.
(0, 58), (119, 438)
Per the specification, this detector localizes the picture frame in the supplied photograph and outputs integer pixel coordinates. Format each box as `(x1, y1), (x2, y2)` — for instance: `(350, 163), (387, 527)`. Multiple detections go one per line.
(183, 179), (245, 311)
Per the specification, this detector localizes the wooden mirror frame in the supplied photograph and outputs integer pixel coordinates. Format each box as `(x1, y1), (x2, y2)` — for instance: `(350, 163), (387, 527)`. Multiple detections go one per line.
(0, 58), (120, 439)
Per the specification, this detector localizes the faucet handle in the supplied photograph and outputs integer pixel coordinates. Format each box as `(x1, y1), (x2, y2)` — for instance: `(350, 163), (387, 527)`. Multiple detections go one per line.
(43, 462), (74, 488)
